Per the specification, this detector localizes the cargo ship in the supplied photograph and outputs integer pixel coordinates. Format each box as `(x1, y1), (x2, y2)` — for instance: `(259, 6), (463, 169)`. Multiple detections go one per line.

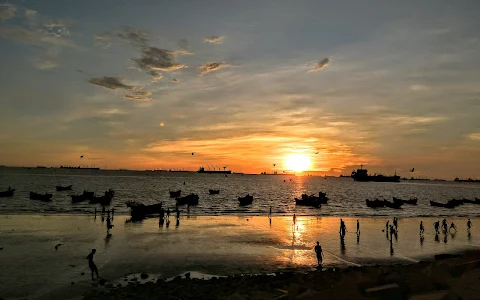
(198, 167), (231, 174)
(351, 166), (400, 182)
(60, 166), (100, 170)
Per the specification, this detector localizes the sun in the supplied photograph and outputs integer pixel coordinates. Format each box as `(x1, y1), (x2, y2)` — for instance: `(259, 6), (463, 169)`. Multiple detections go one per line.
(285, 154), (311, 172)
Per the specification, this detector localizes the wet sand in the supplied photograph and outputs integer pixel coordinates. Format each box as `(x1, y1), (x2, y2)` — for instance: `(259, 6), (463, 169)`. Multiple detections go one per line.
(0, 215), (478, 299)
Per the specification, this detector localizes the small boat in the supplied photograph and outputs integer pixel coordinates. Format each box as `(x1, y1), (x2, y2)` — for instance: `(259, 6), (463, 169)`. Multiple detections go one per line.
(295, 198), (320, 208)
(71, 194), (87, 203)
(176, 193), (199, 206)
(392, 197), (418, 205)
(430, 201), (456, 208)
(447, 198), (464, 206)
(366, 199), (385, 208)
(55, 185), (72, 191)
(82, 190), (95, 200)
(209, 189), (220, 195)
(127, 201), (163, 219)
(238, 194), (253, 206)
(462, 198), (480, 205)
(169, 190), (181, 198)
(384, 200), (402, 209)
(0, 188), (15, 197)
(30, 192), (53, 202)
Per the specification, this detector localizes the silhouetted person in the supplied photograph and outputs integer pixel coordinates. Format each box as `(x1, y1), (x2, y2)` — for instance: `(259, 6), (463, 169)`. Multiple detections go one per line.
(442, 219), (448, 233)
(389, 225), (396, 240)
(434, 221), (440, 233)
(449, 222), (457, 233)
(86, 249), (99, 280)
(106, 216), (113, 235)
(293, 214), (296, 225)
(467, 219), (472, 232)
(386, 220), (389, 232)
(176, 208), (180, 221)
(393, 217), (398, 229)
(356, 220), (360, 235)
(340, 219), (346, 237)
(269, 206), (272, 217)
(314, 242), (323, 265)
(420, 221), (424, 235)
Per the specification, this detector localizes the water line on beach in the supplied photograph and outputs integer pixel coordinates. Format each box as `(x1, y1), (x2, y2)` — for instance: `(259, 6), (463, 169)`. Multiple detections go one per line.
(323, 250), (362, 267)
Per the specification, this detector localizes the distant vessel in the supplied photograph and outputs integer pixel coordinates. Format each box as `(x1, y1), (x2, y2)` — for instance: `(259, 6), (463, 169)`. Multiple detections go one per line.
(198, 167), (231, 174)
(60, 166), (100, 170)
(36, 166), (47, 169)
(351, 166), (400, 182)
(454, 177), (480, 183)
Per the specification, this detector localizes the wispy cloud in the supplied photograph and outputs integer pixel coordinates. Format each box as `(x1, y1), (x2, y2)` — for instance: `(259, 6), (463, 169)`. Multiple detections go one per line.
(204, 35), (225, 44)
(133, 47), (186, 72)
(148, 70), (163, 82)
(116, 26), (148, 47)
(124, 91), (152, 101)
(198, 62), (229, 76)
(94, 34), (111, 49)
(467, 133), (480, 141)
(309, 58), (330, 73)
(34, 58), (58, 70)
(0, 3), (16, 19)
(88, 77), (134, 90)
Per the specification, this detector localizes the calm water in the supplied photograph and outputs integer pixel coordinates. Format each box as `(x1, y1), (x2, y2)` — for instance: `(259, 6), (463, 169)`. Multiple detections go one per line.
(1, 167), (479, 217)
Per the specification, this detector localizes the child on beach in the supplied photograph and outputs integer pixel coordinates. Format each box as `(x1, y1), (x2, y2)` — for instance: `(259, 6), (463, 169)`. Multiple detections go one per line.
(86, 249), (99, 280)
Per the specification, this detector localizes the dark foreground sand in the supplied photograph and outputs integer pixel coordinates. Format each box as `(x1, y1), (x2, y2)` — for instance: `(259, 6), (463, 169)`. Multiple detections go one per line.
(84, 251), (480, 300)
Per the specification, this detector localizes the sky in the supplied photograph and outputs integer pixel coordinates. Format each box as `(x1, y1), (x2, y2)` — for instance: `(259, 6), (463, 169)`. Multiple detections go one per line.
(0, 0), (479, 178)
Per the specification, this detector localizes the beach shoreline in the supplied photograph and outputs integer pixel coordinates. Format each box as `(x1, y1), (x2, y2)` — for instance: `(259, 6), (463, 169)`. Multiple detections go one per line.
(0, 215), (478, 299)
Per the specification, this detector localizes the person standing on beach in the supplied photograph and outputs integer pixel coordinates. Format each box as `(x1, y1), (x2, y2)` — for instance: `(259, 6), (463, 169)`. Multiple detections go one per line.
(385, 220), (389, 232)
(420, 221), (424, 235)
(86, 249), (99, 280)
(314, 242), (323, 266)
(434, 221), (440, 233)
(467, 219), (472, 232)
(393, 217), (398, 230)
(356, 220), (360, 235)
(293, 214), (296, 225)
(340, 219), (346, 237)
(269, 206), (272, 217)
(442, 219), (448, 233)
(449, 222), (457, 233)
(176, 208), (180, 221)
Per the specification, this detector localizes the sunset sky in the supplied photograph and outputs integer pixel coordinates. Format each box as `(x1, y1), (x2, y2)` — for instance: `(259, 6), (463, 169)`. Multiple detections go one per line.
(0, 0), (479, 178)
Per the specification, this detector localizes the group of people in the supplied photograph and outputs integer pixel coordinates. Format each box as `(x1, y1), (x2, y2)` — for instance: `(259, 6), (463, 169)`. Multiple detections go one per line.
(159, 207), (181, 227)
(95, 207), (115, 236)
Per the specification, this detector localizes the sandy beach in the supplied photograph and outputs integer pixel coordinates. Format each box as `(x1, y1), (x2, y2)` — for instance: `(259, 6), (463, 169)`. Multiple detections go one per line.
(0, 215), (478, 299)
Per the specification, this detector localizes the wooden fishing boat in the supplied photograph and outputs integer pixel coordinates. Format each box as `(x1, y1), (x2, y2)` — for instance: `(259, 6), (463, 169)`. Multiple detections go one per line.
(0, 188), (15, 197)
(238, 194), (253, 206)
(30, 191), (53, 202)
(176, 193), (199, 205)
(169, 190), (181, 198)
(430, 201), (456, 208)
(392, 197), (418, 205)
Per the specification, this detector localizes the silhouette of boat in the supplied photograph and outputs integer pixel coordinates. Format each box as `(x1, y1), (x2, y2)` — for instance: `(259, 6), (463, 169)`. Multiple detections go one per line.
(198, 167), (232, 174)
(384, 200), (402, 209)
(169, 190), (181, 198)
(238, 194), (253, 206)
(351, 166), (400, 182)
(454, 177), (480, 183)
(60, 166), (100, 170)
(71, 194), (87, 203)
(0, 188), (15, 197)
(430, 201), (456, 208)
(30, 192), (52, 202)
(209, 189), (220, 195)
(82, 190), (95, 199)
(447, 198), (464, 207)
(393, 197), (418, 205)
(462, 198), (480, 205)
(126, 201), (163, 219)
(176, 193), (199, 206)
(295, 197), (321, 208)
(366, 199), (385, 208)
(56, 185), (72, 191)
(295, 192), (328, 207)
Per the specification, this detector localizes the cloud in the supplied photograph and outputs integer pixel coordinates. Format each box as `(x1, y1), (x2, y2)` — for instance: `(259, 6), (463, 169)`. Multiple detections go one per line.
(124, 91), (152, 101)
(309, 58), (330, 73)
(204, 35), (225, 44)
(94, 34), (111, 49)
(198, 62), (230, 76)
(148, 70), (163, 82)
(88, 77), (134, 90)
(117, 27), (148, 47)
(0, 3), (16, 19)
(132, 47), (186, 72)
(170, 49), (195, 56)
(34, 58), (58, 70)
(467, 133), (480, 141)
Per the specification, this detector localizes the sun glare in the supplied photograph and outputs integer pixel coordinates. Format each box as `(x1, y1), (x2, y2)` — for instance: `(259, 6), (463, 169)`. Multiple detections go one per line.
(285, 154), (311, 172)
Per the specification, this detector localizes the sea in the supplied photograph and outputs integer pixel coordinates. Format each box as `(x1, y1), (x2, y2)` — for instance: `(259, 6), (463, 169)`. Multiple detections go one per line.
(1, 167), (479, 217)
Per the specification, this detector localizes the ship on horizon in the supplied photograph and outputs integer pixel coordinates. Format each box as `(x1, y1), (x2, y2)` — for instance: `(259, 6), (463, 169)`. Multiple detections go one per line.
(60, 165), (100, 170)
(198, 167), (232, 174)
(351, 166), (400, 182)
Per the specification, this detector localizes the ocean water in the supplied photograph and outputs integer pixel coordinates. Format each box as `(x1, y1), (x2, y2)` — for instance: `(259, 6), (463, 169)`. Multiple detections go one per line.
(1, 167), (479, 217)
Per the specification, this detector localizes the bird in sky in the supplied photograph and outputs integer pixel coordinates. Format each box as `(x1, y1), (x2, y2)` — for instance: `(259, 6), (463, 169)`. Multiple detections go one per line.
(80, 155), (84, 158)
(410, 168), (415, 172)
(273, 164), (276, 167)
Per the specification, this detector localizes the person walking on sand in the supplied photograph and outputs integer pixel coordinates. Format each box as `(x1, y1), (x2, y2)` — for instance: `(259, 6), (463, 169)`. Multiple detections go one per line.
(293, 214), (296, 225)
(434, 221), (440, 234)
(467, 219), (472, 232)
(442, 219), (448, 233)
(420, 221), (424, 235)
(356, 220), (360, 235)
(86, 249), (99, 280)
(340, 219), (346, 237)
(449, 222), (457, 233)
(393, 217), (398, 229)
(314, 242), (323, 266)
